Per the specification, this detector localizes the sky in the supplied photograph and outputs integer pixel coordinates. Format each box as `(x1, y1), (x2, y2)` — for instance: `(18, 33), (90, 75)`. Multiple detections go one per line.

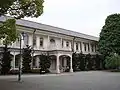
(25, 0), (120, 37)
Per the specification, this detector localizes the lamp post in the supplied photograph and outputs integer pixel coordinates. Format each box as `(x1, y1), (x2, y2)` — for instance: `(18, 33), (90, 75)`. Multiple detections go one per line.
(31, 29), (36, 69)
(18, 32), (25, 82)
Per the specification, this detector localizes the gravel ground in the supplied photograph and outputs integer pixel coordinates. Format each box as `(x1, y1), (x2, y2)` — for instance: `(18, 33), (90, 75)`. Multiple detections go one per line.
(0, 71), (120, 90)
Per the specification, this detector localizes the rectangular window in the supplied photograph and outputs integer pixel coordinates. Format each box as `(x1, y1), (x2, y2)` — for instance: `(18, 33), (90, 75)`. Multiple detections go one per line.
(33, 36), (36, 46)
(24, 33), (29, 45)
(84, 43), (87, 51)
(95, 45), (97, 52)
(66, 41), (69, 47)
(91, 44), (94, 52)
(76, 43), (78, 50)
(80, 42), (82, 51)
(88, 43), (90, 52)
(40, 37), (43, 47)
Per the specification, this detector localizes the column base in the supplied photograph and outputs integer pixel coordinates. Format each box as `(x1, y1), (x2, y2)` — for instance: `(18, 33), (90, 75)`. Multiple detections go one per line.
(56, 70), (60, 74)
(70, 69), (73, 73)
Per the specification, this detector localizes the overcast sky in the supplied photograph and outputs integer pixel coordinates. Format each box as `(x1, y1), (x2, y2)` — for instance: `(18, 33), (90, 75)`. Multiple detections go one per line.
(25, 0), (120, 37)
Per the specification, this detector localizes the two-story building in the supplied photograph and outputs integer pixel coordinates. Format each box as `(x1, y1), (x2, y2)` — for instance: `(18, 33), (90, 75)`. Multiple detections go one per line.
(0, 16), (99, 73)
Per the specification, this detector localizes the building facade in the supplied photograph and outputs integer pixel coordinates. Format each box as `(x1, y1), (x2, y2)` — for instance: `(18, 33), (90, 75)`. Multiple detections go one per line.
(0, 16), (99, 73)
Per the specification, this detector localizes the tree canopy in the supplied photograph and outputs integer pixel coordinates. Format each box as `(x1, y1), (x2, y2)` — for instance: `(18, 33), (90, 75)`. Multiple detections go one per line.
(98, 14), (120, 57)
(0, 19), (17, 45)
(0, 0), (44, 19)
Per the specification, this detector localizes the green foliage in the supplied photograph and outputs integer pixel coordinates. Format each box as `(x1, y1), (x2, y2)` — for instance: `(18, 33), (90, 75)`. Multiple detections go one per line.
(0, 0), (44, 19)
(105, 53), (120, 69)
(72, 53), (103, 71)
(72, 52), (86, 71)
(72, 52), (80, 71)
(94, 54), (101, 69)
(0, 19), (17, 45)
(79, 53), (86, 71)
(31, 69), (40, 74)
(1, 47), (12, 75)
(86, 54), (92, 70)
(39, 54), (51, 73)
(98, 14), (120, 57)
(22, 45), (32, 73)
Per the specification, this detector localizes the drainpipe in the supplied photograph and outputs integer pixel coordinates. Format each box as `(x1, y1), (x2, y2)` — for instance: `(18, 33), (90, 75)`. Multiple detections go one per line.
(72, 37), (75, 53)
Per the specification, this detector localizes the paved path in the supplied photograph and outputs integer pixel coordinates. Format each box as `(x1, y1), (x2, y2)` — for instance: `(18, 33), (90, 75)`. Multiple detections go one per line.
(0, 71), (120, 90)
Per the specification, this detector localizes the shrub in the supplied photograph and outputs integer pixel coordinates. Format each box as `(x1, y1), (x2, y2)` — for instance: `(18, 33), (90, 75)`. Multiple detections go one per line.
(8, 70), (19, 75)
(31, 69), (40, 74)
(85, 53), (92, 70)
(72, 52), (80, 71)
(1, 47), (12, 75)
(22, 45), (32, 73)
(39, 54), (51, 74)
(105, 53), (120, 69)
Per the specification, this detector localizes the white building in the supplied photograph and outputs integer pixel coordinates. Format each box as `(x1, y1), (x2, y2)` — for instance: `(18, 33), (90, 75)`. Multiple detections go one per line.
(0, 16), (99, 73)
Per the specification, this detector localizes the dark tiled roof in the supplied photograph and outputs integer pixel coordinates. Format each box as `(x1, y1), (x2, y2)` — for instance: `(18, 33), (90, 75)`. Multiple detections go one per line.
(0, 16), (99, 41)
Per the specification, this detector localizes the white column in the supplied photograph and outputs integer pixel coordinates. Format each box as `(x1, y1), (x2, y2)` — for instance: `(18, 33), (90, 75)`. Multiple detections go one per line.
(36, 36), (39, 49)
(70, 55), (73, 72)
(81, 42), (84, 53)
(56, 54), (60, 74)
(89, 43), (91, 53)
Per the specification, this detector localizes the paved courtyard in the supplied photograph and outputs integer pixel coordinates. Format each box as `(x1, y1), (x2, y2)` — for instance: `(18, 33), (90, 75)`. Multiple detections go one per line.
(0, 71), (120, 90)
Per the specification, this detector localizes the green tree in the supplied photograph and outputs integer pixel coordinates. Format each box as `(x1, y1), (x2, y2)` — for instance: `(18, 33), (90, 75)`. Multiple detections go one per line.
(22, 45), (32, 73)
(98, 14), (120, 57)
(0, 0), (44, 19)
(0, 0), (44, 74)
(1, 47), (12, 75)
(0, 19), (17, 74)
(39, 54), (51, 74)
(105, 53), (120, 69)
(94, 54), (101, 70)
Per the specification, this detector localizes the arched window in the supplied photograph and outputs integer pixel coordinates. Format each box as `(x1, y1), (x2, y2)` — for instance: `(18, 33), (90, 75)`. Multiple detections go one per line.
(23, 33), (29, 45)
(50, 39), (55, 43)
(15, 54), (20, 68)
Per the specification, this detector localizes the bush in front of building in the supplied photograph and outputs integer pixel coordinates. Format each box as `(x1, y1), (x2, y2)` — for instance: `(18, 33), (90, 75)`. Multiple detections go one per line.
(39, 54), (51, 74)
(1, 47), (12, 75)
(72, 52), (86, 71)
(105, 53), (120, 69)
(8, 70), (19, 75)
(72, 52), (104, 71)
(22, 45), (32, 73)
(72, 52), (80, 71)
(31, 69), (40, 74)
(85, 53), (93, 70)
